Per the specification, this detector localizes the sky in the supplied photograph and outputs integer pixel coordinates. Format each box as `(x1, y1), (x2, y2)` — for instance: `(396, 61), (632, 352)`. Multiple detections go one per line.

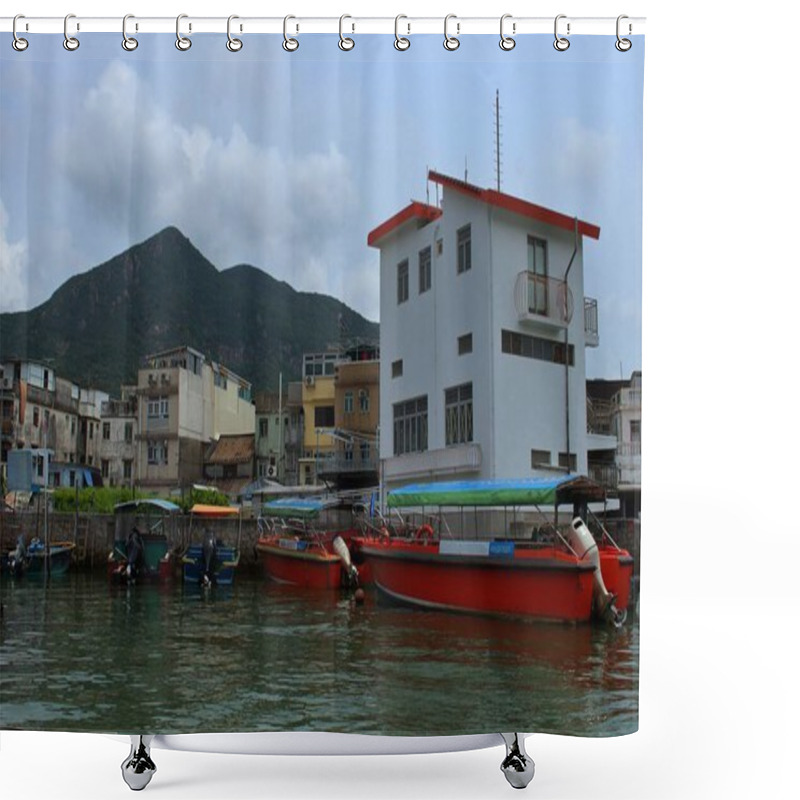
(0, 32), (643, 379)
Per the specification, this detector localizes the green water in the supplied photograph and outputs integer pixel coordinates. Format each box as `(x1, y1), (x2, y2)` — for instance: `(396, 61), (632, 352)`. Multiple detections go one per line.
(0, 574), (638, 737)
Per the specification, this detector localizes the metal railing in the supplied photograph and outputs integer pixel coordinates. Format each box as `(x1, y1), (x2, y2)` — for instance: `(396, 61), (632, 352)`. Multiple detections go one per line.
(514, 271), (573, 325)
(584, 297), (599, 345)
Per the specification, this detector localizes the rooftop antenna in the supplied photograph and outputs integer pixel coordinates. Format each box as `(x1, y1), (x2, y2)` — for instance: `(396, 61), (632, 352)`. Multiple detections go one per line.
(465, 156), (468, 183)
(494, 89), (502, 191)
(426, 165), (430, 205)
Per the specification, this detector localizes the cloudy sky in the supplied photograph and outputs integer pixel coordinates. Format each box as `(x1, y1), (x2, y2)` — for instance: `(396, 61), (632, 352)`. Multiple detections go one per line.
(0, 33), (643, 378)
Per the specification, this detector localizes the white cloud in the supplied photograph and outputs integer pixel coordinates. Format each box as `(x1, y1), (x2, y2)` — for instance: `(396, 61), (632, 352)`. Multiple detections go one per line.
(554, 118), (617, 187)
(0, 200), (29, 313)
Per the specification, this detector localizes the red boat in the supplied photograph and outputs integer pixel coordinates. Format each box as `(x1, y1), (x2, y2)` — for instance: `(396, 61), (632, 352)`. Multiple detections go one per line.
(354, 476), (634, 625)
(255, 497), (361, 590)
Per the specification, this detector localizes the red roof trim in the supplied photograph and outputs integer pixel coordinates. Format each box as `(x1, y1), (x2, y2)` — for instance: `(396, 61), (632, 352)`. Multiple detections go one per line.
(427, 170), (600, 240)
(367, 201), (443, 248)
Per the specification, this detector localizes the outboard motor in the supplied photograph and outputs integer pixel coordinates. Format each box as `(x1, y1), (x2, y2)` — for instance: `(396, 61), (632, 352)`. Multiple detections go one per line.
(125, 527), (145, 582)
(567, 517), (627, 627)
(200, 529), (218, 587)
(9, 535), (27, 577)
(332, 535), (359, 589)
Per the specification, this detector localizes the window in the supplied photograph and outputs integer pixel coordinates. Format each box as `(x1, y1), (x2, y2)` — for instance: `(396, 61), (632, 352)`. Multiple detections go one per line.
(147, 396), (169, 419)
(393, 395), (428, 456)
(501, 329), (574, 366)
(391, 359), (403, 378)
(445, 383), (473, 446)
(102, 422), (111, 440)
(531, 449), (551, 468)
(419, 246), (432, 293)
(101, 460), (110, 478)
(304, 353), (340, 377)
(436, 238), (443, 257)
(527, 236), (549, 314)
(314, 405), (335, 428)
(359, 389), (370, 413)
(558, 452), (577, 472)
(33, 406), (40, 427)
(344, 391), (354, 414)
(123, 460), (133, 479)
(124, 423), (133, 444)
(458, 333), (473, 355)
(360, 442), (370, 462)
(397, 259), (409, 304)
(147, 441), (168, 465)
(259, 418), (269, 437)
(457, 225), (472, 274)
(71, 416), (76, 435)
(630, 419), (641, 443)
(89, 422), (94, 440)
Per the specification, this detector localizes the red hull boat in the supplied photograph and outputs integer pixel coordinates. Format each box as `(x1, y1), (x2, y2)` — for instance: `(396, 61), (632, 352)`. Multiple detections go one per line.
(256, 497), (361, 590)
(355, 476), (634, 625)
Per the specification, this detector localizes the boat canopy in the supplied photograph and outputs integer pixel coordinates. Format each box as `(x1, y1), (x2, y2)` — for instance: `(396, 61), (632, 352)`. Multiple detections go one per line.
(262, 496), (341, 519)
(386, 475), (606, 508)
(189, 503), (240, 517)
(113, 498), (181, 514)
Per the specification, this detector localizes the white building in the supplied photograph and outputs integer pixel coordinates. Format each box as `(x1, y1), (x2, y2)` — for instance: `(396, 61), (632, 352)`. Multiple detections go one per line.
(369, 171), (601, 487)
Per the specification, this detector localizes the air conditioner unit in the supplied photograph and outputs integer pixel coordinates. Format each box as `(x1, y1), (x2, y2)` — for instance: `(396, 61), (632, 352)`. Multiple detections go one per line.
(267, 465), (276, 478)
(1, 377), (12, 389)
(305, 375), (315, 387)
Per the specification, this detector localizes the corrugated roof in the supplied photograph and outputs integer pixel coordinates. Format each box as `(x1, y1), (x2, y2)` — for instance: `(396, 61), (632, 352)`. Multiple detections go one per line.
(205, 434), (255, 465)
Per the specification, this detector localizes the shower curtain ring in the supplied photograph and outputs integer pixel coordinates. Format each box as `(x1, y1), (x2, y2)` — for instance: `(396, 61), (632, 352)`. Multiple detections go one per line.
(63, 13), (80, 51)
(444, 14), (460, 51)
(553, 14), (570, 51)
(226, 15), (243, 51)
(394, 15), (410, 51)
(339, 15), (355, 51)
(122, 15), (138, 51)
(499, 14), (515, 51)
(283, 15), (299, 51)
(176, 14), (192, 51)
(615, 15), (632, 51)
(12, 15), (29, 51)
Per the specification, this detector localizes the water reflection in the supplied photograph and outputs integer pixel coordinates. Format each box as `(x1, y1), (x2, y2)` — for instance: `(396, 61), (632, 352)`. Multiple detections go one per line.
(0, 574), (637, 736)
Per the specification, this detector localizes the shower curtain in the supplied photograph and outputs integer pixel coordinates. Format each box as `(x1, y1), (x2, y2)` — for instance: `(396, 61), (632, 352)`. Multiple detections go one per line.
(0, 20), (643, 747)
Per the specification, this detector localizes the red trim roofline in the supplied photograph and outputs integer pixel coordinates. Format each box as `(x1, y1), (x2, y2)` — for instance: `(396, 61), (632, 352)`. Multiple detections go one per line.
(427, 170), (600, 240)
(367, 201), (443, 248)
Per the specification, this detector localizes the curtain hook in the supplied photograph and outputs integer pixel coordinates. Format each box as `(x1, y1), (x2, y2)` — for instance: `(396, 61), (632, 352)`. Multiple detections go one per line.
(176, 14), (192, 51)
(615, 15), (632, 51)
(122, 14), (138, 51)
(553, 14), (570, 51)
(444, 14), (460, 51)
(63, 13), (80, 51)
(339, 15), (355, 51)
(283, 15), (299, 51)
(499, 14), (515, 51)
(12, 15), (29, 51)
(226, 15), (243, 51)
(394, 15), (410, 51)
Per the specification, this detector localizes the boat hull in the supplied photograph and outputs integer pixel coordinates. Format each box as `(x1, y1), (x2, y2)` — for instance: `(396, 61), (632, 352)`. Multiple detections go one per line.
(108, 534), (173, 582)
(357, 540), (596, 623)
(24, 543), (75, 577)
(256, 538), (344, 590)
(598, 546), (634, 611)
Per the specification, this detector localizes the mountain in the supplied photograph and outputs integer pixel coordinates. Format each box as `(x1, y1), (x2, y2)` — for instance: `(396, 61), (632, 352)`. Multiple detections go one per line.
(0, 227), (378, 394)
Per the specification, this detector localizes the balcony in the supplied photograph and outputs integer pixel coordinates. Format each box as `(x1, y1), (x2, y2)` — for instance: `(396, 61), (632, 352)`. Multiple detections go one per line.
(584, 297), (599, 347)
(514, 272), (573, 331)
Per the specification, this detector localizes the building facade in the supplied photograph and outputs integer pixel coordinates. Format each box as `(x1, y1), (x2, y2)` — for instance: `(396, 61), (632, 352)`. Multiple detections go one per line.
(254, 386), (304, 486)
(369, 171), (601, 488)
(97, 386), (138, 488)
(136, 346), (255, 492)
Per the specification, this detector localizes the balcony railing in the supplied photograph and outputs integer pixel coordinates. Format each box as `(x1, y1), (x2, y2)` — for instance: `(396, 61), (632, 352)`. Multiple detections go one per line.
(316, 452), (379, 477)
(584, 297), (599, 347)
(514, 272), (573, 329)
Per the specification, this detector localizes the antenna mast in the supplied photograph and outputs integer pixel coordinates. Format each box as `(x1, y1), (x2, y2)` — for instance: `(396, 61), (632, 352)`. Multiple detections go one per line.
(494, 89), (502, 191)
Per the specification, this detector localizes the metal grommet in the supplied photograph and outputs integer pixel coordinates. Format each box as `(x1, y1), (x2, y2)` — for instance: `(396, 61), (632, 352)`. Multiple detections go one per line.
(394, 15), (410, 51)
(444, 14), (460, 51)
(339, 15), (354, 51)
(122, 14), (138, 51)
(615, 15), (632, 51)
(12, 15), (29, 51)
(176, 14), (192, 51)
(499, 14), (515, 51)
(283, 15), (299, 51)
(226, 15), (243, 52)
(553, 14), (570, 51)
(63, 13), (80, 51)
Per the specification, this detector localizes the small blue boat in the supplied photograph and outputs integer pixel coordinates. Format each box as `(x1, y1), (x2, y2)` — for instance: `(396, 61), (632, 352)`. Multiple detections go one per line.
(182, 504), (242, 587)
(8, 536), (75, 578)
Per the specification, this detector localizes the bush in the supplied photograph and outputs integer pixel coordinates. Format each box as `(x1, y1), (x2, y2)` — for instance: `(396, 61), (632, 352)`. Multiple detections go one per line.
(52, 487), (159, 514)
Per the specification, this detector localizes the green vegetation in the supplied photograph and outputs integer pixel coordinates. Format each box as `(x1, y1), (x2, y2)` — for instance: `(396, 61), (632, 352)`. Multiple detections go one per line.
(52, 486), (142, 514)
(178, 486), (230, 513)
